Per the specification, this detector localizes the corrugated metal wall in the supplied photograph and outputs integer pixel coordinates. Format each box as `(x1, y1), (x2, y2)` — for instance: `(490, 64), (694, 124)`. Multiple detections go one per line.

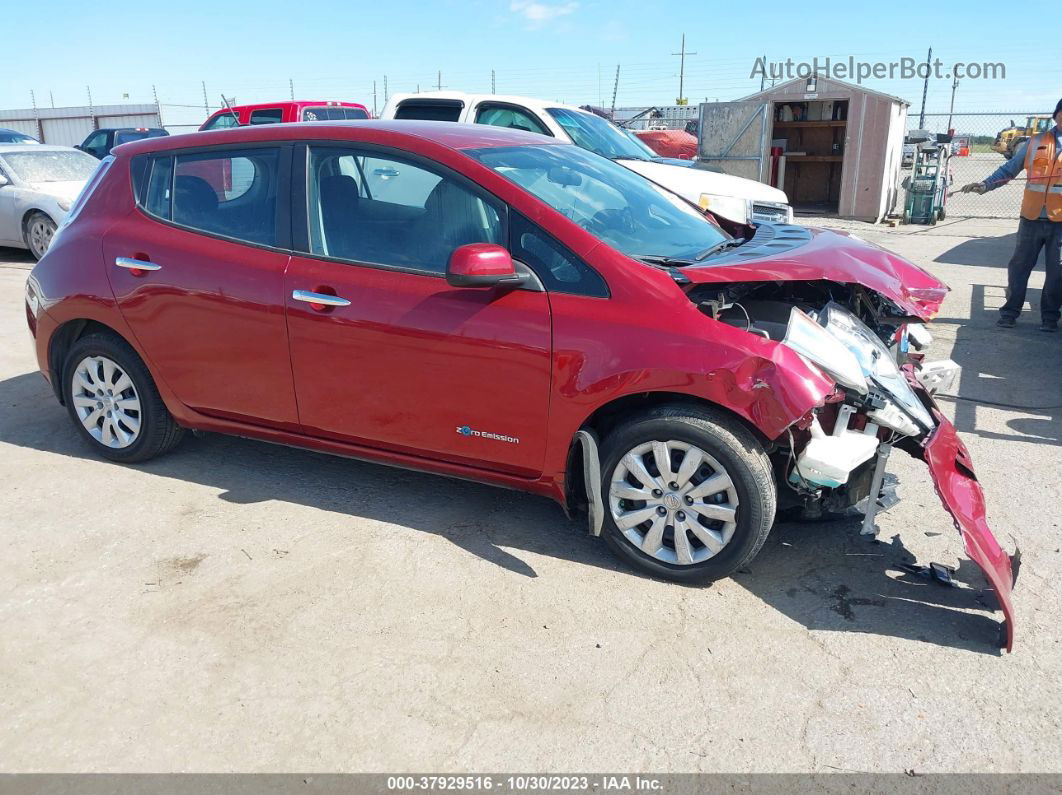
(0, 104), (161, 146)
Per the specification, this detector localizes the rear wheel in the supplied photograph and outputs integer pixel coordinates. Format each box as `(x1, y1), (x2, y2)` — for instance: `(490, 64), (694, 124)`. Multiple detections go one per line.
(61, 332), (184, 462)
(23, 212), (56, 260)
(599, 405), (776, 583)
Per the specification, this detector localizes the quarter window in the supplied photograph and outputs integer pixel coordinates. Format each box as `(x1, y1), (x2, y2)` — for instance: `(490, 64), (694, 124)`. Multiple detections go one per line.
(139, 148), (280, 247)
(307, 146), (503, 273)
(511, 214), (608, 297)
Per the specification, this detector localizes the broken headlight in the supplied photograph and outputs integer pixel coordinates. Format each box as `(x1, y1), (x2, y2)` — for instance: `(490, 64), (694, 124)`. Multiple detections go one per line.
(820, 303), (934, 435)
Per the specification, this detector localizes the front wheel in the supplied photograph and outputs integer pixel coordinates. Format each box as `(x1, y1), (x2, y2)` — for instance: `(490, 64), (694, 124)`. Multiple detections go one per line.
(599, 405), (777, 583)
(24, 212), (57, 260)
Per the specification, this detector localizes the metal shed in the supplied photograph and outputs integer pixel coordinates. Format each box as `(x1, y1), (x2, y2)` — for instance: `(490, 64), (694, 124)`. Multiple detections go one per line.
(697, 76), (909, 222)
(0, 104), (161, 147)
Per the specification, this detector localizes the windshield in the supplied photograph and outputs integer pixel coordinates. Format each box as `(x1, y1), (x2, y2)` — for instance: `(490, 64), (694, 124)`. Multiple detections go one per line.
(467, 144), (728, 261)
(546, 108), (654, 161)
(0, 150), (98, 182)
(0, 130), (38, 144)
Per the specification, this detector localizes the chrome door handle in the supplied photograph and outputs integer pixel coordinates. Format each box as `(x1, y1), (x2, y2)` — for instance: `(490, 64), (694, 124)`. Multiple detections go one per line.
(292, 289), (351, 307)
(115, 256), (161, 271)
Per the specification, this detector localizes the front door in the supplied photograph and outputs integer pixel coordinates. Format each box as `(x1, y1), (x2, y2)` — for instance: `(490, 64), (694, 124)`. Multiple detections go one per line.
(284, 144), (552, 477)
(103, 145), (298, 428)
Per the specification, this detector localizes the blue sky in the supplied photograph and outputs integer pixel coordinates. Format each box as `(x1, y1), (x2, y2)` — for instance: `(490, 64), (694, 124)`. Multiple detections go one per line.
(1, 0), (1055, 128)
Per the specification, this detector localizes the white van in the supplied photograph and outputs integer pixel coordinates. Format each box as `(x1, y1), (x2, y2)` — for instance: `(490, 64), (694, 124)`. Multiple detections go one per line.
(379, 92), (793, 226)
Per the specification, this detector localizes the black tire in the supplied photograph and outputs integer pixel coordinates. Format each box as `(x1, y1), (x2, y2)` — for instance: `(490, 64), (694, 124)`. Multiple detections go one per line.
(23, 211), (56, 261)
(599, 404), (777, 583)
(61, 332), (184, 463)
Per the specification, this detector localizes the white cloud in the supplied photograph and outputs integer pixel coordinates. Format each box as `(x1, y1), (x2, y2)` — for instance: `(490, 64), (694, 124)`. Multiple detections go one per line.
(510, 0), (578, 27)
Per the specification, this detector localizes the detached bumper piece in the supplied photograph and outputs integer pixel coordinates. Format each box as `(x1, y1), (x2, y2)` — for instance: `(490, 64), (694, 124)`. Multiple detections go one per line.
(920, 402), (1018, 652)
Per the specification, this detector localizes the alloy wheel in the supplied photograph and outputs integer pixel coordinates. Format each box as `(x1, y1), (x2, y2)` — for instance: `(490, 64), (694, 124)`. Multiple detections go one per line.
(28, 217), (55, 259)
(70, 355), (142, 449)
(608, 439), (740, 565)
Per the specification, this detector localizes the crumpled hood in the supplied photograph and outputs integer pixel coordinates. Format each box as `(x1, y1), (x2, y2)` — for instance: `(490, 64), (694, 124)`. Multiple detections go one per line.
(679, 226), (949, 320)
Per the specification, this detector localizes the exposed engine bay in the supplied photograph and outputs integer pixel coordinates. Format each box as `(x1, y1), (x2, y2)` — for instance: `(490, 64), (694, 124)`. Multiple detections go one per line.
(687, 279), (959, 524)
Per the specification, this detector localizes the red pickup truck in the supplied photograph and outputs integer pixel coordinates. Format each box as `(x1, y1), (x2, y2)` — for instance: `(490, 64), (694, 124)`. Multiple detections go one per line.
(200, 100), (370, 130)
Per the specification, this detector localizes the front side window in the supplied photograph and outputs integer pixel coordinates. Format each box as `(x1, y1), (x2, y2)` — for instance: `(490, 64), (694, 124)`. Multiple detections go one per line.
(546, 107), (655, 161)
(393, 101), (463, 122)
(475, 105), (551, 136)
(467, 144), (727, 262)
(307, 146), (502, 273)
(139, 148), (279, 246)
(249, 108), (284, 125)
(302, 107), (370, 121)
(82, 132), (108, 153)
(203, 112), (241, 130)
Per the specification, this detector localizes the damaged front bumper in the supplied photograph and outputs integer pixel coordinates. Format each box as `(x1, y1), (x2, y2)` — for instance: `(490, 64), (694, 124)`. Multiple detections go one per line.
(912, 383), (1018, 652)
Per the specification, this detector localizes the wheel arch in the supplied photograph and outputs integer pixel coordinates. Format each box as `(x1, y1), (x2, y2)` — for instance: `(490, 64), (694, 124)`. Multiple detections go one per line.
(22, 207), (56, 230)
(563, 390), (774, 520)
(47, 318), (130, 405)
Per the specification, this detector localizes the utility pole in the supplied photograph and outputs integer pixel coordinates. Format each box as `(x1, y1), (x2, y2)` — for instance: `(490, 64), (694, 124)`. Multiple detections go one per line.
(152, 84), (163, 128)
(671, 34), (697, 104)
(373, 80), (378, 117)
(202, 81), (209, 116)
(86, 85), (96, 129)
(946, 75), (959, 133)
(289, 78), (295, 101)
(30, 90), (41, 141)
(610, 64), (620, 118)
(918, 46), (931, 129)
(383, 75), (388, 103)
(759, 54), (767, 91)
(491, 69), (496, 94)
(436, 70), (443, 91)
(49, 90), (55, 108)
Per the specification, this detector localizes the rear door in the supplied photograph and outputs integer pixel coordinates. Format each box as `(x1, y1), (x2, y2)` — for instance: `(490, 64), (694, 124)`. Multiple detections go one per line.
(103, 144), (298, 428)
(283, 143), (552, 476)
(696, 101), (771, 182)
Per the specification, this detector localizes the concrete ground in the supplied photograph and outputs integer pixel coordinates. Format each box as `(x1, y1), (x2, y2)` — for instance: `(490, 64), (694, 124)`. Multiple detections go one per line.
(1, 218), (1060, 773)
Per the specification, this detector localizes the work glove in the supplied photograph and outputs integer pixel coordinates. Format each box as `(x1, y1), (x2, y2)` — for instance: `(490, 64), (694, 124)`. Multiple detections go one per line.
(960, 182), (987, 194)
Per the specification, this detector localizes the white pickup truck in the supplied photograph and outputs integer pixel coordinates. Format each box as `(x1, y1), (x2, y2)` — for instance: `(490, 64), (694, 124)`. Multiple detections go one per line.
(379, 92), (793, 227)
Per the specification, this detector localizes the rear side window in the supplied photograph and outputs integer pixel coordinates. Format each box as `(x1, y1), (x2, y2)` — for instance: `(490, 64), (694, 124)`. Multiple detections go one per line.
(136, 148), (281, 247)
(393, 100), (463, 122)
(249, 108), (284, 125)
(302, 107), (369, 121)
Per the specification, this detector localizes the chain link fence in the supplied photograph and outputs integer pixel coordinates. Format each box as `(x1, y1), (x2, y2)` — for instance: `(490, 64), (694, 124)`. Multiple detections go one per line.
(902, 111), (1052, 220)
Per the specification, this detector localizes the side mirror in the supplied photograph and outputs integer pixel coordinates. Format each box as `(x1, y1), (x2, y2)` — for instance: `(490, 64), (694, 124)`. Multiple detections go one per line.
(446, 243), (521, 288)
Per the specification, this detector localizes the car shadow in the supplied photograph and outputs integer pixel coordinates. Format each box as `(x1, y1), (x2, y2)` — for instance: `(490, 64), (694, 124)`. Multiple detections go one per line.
(0, 370), (1007, 654)
(0, 247), (35, 268)
(933, 230), (1016, 269)
(934, 283), (1062, 448)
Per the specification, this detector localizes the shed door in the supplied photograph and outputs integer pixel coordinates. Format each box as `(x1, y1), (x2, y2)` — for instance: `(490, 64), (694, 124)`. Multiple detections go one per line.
(696, 101), (770, 183)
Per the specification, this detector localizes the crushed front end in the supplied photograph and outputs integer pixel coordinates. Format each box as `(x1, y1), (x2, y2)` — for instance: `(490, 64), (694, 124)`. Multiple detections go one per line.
(687, 280), (1018, 651)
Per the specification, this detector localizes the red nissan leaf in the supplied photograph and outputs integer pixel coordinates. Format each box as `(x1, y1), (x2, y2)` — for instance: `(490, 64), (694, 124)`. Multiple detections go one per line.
(23, 121), (1018, 649)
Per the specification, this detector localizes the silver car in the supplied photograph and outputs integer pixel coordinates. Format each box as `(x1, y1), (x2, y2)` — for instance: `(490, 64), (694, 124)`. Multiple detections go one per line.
(0, 145), (99, 259)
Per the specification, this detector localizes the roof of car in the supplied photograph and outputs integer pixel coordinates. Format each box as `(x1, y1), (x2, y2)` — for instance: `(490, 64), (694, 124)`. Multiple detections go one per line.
(114, 119), (568, 157)
(0, 144), (83, 154)
(388, 91), (584, 114)
(205, 100), (368, 115)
